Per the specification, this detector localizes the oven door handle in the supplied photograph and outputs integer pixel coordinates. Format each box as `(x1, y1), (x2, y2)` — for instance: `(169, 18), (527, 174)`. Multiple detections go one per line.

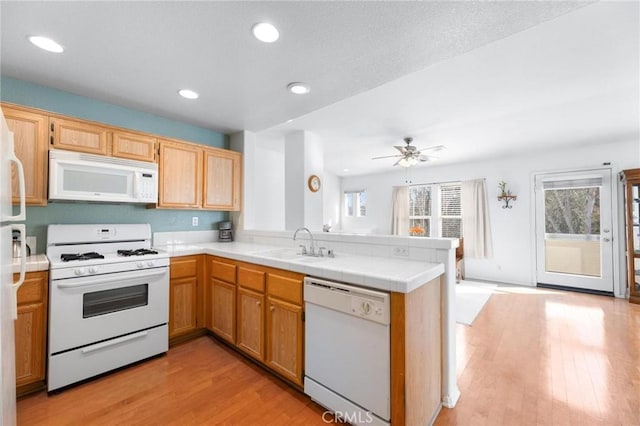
(56, 268), (167, 288)
(81, 330), (149, 354)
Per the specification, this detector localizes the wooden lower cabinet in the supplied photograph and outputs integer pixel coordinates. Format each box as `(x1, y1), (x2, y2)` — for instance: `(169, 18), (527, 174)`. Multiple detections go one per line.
(203, 256), (304, 387)
(207, 278), (236, 343)
(265, 297), (303, 386)
(169, 276), (197, 338)
(237, 287), (265, 361)
(169, 256), (202, 342)
(14, 270), (48, 396)
(265, 268), (304, 386)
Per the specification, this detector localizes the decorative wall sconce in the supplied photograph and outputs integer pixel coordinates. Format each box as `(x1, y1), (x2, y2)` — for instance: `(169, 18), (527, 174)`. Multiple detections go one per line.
(497, 180), (517, 208)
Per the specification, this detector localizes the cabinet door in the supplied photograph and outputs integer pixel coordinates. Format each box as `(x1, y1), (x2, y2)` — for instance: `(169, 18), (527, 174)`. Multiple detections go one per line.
(207, 278), (236, 343)
(203, 148), (242, 211)
(169, 276), (197, 338)
(50, 116), (109, 155)
(15, 303), (45, 387)
(112, 130), (157, 162)
(237, 288), (264, 361)
(158, 140), (202, 208)
(14, 271), (47, 390)
(2, 106), (48, 206)
(266, 297), (303, 386)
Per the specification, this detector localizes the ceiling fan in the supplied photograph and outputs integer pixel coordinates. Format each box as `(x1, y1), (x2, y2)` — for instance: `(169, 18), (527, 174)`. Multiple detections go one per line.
(371, 137), (445, 167)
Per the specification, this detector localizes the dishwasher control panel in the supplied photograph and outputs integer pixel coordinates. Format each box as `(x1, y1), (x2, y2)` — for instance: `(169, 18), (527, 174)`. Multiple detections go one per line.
(304, 277), (390, 325)
(351, 296), (385, 320)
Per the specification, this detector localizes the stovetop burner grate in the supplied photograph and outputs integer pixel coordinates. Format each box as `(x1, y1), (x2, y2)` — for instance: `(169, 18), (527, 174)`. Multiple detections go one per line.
(60, 252), (105, 262)
(117, 248), (159, 257)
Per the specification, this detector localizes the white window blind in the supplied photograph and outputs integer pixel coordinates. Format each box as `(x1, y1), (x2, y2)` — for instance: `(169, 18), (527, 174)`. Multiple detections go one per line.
(440, 184), (462, 238)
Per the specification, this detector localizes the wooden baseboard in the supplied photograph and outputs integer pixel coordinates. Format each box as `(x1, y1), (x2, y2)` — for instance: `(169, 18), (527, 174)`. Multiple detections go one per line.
(169, 328), (208, 347)
(17, 381), (45, 399)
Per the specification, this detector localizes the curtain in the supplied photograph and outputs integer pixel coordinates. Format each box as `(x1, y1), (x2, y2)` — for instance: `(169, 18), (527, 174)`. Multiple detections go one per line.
(390, 186), (409, 236)
(461, 179), (493, 258)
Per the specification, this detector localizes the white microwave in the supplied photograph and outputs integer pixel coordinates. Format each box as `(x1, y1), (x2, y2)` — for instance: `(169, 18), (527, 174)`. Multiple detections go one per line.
(49, 149), (158, 203)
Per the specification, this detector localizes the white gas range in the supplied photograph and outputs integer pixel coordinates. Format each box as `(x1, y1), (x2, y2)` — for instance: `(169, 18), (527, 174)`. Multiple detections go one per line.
(46, 224), (169, 391)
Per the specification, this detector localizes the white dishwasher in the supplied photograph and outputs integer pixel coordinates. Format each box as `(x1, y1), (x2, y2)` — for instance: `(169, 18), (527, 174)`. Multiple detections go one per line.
(304, 277), (391, 426)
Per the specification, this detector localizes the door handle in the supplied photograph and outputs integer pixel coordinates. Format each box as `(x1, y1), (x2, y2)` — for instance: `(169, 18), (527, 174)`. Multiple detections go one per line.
(603, 238), (611, 242)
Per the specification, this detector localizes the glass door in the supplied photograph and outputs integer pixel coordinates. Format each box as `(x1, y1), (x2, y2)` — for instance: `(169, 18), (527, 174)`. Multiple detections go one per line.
(534, 169), (613, 294)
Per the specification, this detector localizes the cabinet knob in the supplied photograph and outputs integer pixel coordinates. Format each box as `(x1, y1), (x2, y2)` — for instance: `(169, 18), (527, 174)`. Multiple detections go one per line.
(256, 301), (261, 306)
(270, 305), (275, 311)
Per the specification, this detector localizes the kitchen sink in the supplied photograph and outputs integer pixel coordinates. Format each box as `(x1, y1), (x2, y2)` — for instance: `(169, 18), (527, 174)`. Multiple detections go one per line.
(257, 248), (328, 263)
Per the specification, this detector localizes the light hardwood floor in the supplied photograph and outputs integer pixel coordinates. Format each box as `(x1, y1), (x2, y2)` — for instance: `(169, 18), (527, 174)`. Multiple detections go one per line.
(17, 285), (640, 425)
(436, 285), (640, 426)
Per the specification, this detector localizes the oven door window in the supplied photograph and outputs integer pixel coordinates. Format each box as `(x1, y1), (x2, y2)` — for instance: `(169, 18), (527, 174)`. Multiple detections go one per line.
(83, 284), (148, 318)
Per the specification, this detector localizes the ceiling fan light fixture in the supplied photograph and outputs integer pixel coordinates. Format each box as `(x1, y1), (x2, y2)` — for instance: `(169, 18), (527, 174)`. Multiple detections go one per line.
(252, 22), (280, 43)
(398, 158), (411, 167)
(28, 36), (64, 53)
(287, 82), (310, 95)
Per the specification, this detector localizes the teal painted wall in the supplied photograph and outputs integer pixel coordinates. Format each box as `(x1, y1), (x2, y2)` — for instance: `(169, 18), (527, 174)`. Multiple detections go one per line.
(1, 77), (230, 252)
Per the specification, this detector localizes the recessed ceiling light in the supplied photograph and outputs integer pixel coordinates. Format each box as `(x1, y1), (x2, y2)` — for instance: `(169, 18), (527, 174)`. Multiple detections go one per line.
(28, 36), (64, 53)
(287, 82), (310, 95)
(286, 119), (293, 123)
(252, 22), (279, 43)
(178, 89), (199, 100)
(343, 168), (350, 172)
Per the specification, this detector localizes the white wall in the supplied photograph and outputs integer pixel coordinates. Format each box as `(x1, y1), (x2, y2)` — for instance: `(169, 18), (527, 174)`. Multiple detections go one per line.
(322, 170), (341, 231)
(253, 135), (285, 230)
(340, 139), (639, 290)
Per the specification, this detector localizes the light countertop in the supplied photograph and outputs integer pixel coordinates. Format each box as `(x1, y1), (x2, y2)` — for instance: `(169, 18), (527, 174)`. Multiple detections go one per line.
(157, 242), (444, 293)
(12, 254), (50, 274)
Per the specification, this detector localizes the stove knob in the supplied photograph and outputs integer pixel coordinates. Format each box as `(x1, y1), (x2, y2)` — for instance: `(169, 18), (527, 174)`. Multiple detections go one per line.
(146, 260), (155, 267)
(88, 266), (98, 274)
(74, 268), (86, 276)
(136, 261), (144, 269)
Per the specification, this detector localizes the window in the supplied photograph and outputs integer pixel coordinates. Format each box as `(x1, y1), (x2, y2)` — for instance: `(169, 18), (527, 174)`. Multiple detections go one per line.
(344, 190), (366, 217)
(409, 183), (462, 238)
(409, 186), (431, 235)
(440, 184), (462, 238)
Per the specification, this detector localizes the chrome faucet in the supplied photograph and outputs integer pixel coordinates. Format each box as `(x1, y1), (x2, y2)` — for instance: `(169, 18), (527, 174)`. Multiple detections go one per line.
(293, 227), (316, 256)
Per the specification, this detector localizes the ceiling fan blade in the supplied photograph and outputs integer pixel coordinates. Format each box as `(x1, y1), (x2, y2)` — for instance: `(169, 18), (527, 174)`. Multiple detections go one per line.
(393, 158), (403, 166)
(393, 145), (407, 154)
(415, 144), (446, 153)
(418, 155), (438, 162)
(371, 154), (403, 160)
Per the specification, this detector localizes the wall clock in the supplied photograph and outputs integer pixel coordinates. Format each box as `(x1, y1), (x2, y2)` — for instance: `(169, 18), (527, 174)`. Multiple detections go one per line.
(308, 175), (321, 192)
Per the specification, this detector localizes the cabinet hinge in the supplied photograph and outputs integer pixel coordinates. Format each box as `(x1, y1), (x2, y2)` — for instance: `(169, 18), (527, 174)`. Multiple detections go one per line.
(302, 311), (305, 322)
(50, 136), (54, 145)
(50, 122), (54, 132)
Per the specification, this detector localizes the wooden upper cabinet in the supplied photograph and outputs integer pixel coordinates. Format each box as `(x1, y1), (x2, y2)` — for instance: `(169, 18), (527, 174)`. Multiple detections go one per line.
(112, 130), (156, 162)
(157, 139), (242, 211)
(2, 105), (48, 206)
(50, 116), (110, 155)
(158, 139), (202, 208)
(203, 148), (242, 211)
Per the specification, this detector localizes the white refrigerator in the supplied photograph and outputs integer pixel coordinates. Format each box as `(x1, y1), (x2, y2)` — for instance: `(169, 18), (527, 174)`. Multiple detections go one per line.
(0, 106), (27, 425)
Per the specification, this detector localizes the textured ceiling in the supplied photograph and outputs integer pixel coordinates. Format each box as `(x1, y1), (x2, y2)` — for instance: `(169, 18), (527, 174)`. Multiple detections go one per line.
(1, 1), (636, 177)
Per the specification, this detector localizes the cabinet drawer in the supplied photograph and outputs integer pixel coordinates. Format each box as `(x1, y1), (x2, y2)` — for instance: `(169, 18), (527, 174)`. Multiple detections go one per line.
(170, 257), (198, 279)
(238, 266), (265, 293)
(211, 258), (236, 284)
(267, 272), (303, 305)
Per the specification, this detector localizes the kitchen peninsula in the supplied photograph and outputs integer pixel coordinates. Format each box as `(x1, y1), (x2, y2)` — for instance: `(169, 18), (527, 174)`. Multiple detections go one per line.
(155, 231), (459, 426)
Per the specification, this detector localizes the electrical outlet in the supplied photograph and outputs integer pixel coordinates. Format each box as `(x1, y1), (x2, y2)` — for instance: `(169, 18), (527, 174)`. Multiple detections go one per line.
(393, 246), (409, 256)
(192, 217), (199, 227)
